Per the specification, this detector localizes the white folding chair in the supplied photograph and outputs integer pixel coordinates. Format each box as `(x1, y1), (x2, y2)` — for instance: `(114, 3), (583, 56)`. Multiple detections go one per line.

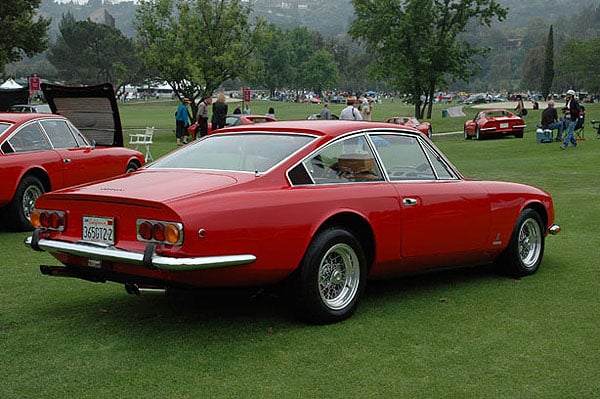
(129, 126), (154, 161)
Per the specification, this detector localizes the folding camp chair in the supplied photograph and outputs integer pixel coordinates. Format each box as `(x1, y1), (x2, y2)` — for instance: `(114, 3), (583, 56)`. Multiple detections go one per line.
(574, 106), (585, 140)
(129, 126), (154, 161)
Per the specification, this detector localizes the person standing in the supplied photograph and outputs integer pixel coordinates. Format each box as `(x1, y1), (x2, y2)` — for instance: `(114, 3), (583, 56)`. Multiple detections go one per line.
(319, 103), (331, 120)
(560, 89), (580, 150)
(175, 97), (191, 145)
(514, 95), (527, 117)
(339, 97), (363, 120)
(266, 107), (275, 119)
(361, 97), (372, 121)
(212, 93), (228, 131)
(195, 96), (212, 138)
(540, 100), (564, 141)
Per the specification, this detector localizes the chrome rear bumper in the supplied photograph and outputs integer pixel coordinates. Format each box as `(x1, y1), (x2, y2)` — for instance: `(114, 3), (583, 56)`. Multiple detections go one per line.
(549, 224), (561, 235)
(24, 236), (256, 271)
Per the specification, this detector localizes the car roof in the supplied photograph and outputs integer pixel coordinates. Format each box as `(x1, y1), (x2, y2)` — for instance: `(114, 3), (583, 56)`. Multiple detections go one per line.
(0, 112), (65, 124)
(9, 103), (52, 112)
(217, 119), (422, 138)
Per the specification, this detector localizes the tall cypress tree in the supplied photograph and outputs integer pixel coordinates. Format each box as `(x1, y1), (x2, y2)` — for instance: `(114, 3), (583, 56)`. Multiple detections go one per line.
(541, 25), (554, 100)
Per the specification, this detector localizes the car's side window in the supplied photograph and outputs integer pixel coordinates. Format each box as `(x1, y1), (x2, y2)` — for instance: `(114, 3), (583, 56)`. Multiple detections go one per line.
(422, 143), (458, 180)
(6, 123), (51, 153)
(303, 135), (383, 184)
(41, 119), (79, 149)
(370, 134), (435, 181)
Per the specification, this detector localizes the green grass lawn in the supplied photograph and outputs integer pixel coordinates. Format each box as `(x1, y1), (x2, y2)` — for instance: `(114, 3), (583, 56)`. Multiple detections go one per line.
(1, 99), (599, 398)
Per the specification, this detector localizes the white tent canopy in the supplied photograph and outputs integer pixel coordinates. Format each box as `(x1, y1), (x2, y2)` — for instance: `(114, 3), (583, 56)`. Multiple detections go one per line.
(0, 78), (23, 89)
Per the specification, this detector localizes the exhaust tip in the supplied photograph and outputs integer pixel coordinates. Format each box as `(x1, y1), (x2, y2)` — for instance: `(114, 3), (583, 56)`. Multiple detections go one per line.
(124, 283), (140, 295)
(124, 283), (166, 296)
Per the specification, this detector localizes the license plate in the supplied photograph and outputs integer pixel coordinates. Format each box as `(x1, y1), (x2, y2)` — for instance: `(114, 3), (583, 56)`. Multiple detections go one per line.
(500, 123), (509, 128)
(82, 216), (115, 245)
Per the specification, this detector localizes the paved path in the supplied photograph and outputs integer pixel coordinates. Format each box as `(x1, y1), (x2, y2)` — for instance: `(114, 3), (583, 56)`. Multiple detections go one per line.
(447, 106), (466, 117)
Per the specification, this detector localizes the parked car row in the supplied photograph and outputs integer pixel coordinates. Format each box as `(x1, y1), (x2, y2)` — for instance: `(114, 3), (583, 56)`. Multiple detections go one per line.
(305, 106), (527, 141)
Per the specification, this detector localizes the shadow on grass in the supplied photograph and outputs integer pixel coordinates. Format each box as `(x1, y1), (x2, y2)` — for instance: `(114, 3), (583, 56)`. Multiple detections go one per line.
(29, 262), (504, 337)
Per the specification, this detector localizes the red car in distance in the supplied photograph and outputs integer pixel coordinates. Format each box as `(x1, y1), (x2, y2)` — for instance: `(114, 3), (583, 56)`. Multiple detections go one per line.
(189, 114), (276, 137)
(384, 116), (433, 138)
(464, 109), (526, 140)
(223, 114), (276, 129)
(0, 83), (144, 231)
(26, 120), (559, 324)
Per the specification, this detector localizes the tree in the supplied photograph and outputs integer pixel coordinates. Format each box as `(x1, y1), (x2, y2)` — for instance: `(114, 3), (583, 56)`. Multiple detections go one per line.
(283, 26), (325, 93)
(250, 24), (294, 96)
(0, 0), (51, 75)
(300, 50), (339, 98)
(520, 45), (545, 91)
(556, 38), (600, 94)
(541, 25), (555, 100)
(349, 0), (507, 118)
(519, 18), (550, 93)
(48, 13), (140, 92)
(134, 0), (266, 116)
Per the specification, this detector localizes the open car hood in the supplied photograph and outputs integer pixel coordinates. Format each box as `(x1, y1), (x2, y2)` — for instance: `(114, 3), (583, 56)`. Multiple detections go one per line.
(41, 82), (123, 146)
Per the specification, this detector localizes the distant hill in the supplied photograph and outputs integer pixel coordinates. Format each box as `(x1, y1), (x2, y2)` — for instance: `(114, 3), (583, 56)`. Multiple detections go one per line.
(40, 0), (598, 39)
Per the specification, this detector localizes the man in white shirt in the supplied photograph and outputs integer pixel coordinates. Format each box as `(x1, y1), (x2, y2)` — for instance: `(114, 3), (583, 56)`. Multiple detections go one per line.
(339, 97), (363, 120)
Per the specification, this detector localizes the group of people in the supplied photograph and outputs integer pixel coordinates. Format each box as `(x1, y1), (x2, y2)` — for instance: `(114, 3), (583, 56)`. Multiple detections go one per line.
(338, 96), (374, 120)
(177, 90), (583, 150)
(540, 89), (582, 150)
(174, 93), (229, 145)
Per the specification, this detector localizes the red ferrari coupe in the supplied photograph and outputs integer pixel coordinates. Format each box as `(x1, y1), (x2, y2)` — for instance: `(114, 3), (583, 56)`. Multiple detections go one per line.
(25, 120), (559, 324)
(0, 83), (145, 231)
(464, 109), (526, 140)
(385, 116), (432, 138)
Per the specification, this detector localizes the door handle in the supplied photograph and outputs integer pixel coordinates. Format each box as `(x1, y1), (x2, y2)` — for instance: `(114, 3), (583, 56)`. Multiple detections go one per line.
(63, 158), (72, 164)
(403, 198), (419, 206)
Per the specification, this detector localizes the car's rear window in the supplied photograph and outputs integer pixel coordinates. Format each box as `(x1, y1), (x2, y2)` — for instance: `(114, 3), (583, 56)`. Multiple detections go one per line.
(149, 133), (314, 173)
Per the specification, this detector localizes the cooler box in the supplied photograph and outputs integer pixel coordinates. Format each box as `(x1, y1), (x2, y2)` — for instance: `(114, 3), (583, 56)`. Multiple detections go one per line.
(536, 128), (552, 143)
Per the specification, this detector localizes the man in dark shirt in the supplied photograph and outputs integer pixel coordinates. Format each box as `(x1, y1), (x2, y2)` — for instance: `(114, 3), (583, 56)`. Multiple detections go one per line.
(560, 90), (581, 150)
(541, 100), (563, 141)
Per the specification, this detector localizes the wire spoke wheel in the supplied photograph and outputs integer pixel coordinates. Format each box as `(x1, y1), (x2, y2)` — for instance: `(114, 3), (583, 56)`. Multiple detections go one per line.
(518, 217), (543, 269)
(318, 243), (361, 311)
(497, 208), (545, 277)
(22, 184), (43, 220)
(295, 227), (367, 324)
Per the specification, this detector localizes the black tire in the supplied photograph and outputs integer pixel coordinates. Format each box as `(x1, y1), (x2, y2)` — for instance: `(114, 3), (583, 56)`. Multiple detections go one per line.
(497, 209), (545, 278)
(126, 161), (140, 173)
(514, 130), (524, 138)
(475, 126), (481, 140)
(6, 175), (45, 231)
(293, 227), (367, 324)
(464, 127), (471, 140)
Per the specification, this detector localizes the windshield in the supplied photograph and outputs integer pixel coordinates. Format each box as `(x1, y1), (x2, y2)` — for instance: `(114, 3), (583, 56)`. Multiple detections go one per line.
(149, 132), (315, 173)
